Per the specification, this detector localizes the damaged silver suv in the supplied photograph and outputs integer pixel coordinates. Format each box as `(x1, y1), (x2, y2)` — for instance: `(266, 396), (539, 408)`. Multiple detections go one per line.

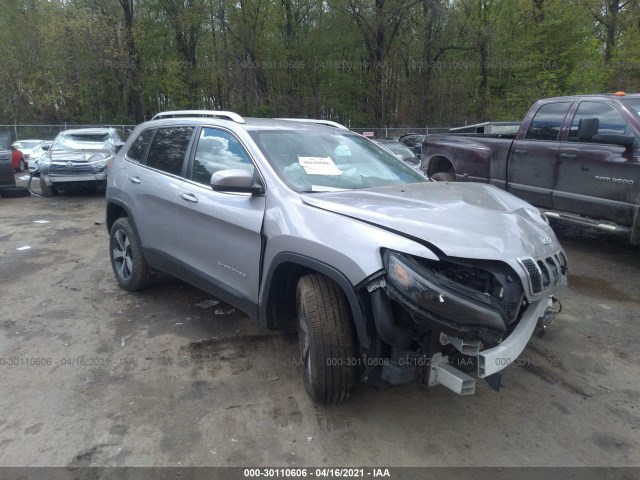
(105, 111), (567, 403)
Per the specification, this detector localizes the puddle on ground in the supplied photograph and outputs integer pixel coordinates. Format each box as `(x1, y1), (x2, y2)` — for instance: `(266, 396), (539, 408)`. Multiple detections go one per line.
(569, 274), (638, 303)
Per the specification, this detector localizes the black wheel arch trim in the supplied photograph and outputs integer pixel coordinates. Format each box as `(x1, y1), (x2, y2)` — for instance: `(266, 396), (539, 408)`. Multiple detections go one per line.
(106, 199), (141, 240)
(260, 252), (371, 350)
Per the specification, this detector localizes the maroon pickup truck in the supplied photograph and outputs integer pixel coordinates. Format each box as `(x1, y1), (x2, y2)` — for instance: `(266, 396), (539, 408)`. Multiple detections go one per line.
(423, 93), (640, 243)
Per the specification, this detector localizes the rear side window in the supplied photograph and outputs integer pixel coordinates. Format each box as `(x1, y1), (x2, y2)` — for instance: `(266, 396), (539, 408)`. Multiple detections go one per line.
(126, 129), (155, 162)
(524, 102), (571, 141)
(145, 127), (194, 176)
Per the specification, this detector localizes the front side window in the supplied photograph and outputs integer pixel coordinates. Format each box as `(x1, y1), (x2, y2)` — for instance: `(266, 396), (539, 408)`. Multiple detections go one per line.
(622, 98), (640, 121)
(250, 130), (427, 192)
(568, 102), (632, 142)
(191, 128), (254, 185)
(145, 127), (194, 176)
(524, 102), (571, 141)
(126, 129), (155, 163)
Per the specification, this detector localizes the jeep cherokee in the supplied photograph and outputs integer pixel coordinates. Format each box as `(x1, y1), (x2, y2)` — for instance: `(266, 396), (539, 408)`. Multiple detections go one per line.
(105, 111), (567, 403)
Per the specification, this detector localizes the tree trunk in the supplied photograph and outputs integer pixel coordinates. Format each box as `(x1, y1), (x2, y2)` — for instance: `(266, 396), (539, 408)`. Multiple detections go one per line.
(118, 0), (143, 122)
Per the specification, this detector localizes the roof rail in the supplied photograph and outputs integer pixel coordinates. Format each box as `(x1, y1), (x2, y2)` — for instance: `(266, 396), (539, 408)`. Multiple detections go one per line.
(152, 110), (246, 124)
(276, 118), (349, 130)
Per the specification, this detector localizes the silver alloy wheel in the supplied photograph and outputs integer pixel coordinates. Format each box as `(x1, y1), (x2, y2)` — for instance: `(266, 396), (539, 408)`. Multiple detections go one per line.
(112, 229), (133, 280)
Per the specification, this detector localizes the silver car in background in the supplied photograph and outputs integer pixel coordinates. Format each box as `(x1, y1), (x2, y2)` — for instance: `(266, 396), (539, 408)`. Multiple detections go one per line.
(39, 128), (124, 196)
(27, 141), (52, 174)
(105, 111), (567, 404)
(12, 139), (45, 168)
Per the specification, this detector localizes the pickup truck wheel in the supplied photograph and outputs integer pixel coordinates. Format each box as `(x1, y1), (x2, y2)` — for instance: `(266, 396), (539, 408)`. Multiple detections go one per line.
(431, 172), (456, 182)
(39, 177), (57, 197)
(296, 273), (358, 404)
(109, 217), (152, 291)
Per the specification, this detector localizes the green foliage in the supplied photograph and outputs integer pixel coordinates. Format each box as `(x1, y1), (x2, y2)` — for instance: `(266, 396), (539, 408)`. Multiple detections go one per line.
(0, 0), (639, 127)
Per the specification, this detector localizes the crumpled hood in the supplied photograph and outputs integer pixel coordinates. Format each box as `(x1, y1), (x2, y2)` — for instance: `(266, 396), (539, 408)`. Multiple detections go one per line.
(50, 150), (111, 163)
(300, 182), (561, 260)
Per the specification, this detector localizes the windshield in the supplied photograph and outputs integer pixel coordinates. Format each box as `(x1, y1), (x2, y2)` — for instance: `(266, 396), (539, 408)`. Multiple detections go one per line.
(250, 131), (427, 192)
(14, 140), (42, 150)
(622, 98), (640, 121)
(52, 133), (111, 151)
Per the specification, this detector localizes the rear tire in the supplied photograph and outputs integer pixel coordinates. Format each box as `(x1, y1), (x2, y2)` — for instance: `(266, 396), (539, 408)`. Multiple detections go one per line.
(39, 177), (57, 197)
(431, 172), (456, 182)
(109, 217), (152, 291)
(296, 273), (359, 404)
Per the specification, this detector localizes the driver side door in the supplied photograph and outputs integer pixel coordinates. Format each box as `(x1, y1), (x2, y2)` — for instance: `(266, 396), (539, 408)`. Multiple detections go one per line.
(176, 127), (266, 318)
(555, 101), (639, 226)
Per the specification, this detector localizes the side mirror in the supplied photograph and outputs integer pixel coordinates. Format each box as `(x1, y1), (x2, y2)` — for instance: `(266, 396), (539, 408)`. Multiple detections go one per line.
(115, 144), (124, 153)
(42, 144), (50, 151)
(211, 169), (264, 194)
(591, 134), (635, 149)
(577, 118), (599, 142)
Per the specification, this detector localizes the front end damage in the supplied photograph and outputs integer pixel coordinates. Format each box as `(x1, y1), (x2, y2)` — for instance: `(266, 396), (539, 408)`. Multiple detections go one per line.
(362, 248), (568, 395)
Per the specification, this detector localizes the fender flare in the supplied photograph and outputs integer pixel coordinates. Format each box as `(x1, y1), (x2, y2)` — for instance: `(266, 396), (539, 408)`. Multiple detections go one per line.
(260, 252), (372, 350)
(106, 199), (142, 240)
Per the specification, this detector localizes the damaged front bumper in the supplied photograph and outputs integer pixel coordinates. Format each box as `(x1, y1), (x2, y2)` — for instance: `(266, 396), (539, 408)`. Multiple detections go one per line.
(476, 296), (548, 378)
(42, 172), (107, 185)
(367, 250), (566, 395)
(428, 297), (557, 394)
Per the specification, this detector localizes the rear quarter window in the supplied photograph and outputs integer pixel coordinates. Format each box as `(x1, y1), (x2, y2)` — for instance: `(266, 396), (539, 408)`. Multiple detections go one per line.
(126, 129), (155, 162)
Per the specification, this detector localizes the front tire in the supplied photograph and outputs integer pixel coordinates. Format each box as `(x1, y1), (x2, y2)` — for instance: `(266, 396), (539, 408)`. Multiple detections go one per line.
(39, 176), (57, 197)
(297, 273), (359, 404)
(109, 217), (152, 291)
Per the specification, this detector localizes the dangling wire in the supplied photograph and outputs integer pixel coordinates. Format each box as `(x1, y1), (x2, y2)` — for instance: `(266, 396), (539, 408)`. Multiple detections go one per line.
(27, 170), (42, 197)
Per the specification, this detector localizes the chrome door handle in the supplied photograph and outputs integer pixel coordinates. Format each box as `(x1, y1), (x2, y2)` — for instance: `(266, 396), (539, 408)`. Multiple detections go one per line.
(179, 192), (198, 203)
(129, 176), (141, 184)
(513, 148), (527, 155)
(560, 153), (577, 160)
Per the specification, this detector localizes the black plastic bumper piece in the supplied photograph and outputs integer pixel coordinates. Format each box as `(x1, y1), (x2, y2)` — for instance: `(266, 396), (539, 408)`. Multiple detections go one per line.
(370, 288), (412, 348)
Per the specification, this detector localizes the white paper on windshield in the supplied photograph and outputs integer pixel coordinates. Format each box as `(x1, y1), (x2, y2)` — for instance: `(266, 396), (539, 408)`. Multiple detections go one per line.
(298, 156), (342, 176)
(311, 185), (347, 192)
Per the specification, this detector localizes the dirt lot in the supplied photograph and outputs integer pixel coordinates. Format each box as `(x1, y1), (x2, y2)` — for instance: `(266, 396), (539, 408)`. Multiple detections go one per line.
(1, 173), (639, 468)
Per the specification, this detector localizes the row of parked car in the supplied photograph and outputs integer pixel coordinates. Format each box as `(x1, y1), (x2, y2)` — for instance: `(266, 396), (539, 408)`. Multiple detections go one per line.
(11, 126), (423, 197)
(8, 129), (125, 196)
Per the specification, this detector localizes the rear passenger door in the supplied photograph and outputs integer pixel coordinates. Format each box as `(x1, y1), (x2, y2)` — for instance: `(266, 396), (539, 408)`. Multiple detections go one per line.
(124, 126), (195, 270)
(507, 102), (572, 208)
(176, 127), (265, 317)
(555, 101), (639, 226)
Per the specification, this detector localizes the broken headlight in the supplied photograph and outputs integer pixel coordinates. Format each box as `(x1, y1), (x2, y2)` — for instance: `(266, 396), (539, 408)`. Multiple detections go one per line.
(384, 250), (508, 331)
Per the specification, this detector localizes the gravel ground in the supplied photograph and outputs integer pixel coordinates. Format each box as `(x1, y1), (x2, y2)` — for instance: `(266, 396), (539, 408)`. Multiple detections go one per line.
(0, 173), (639, 468)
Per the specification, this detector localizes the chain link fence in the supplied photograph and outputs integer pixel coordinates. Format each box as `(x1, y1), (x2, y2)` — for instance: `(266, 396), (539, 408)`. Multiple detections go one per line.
(349, 127), (450, 139)
(1, 124), (136, 142)
(3, 124), (451, 143)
